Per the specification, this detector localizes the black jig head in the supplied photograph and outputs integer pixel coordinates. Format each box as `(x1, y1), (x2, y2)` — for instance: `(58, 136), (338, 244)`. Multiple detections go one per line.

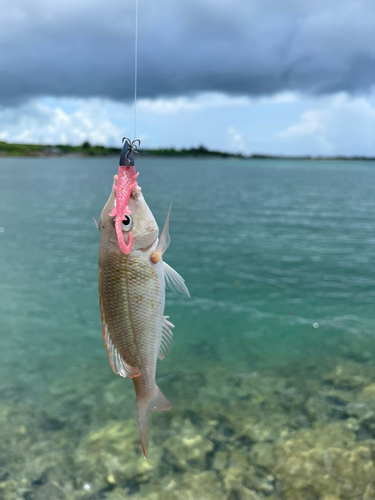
(119, 137), (141, 166)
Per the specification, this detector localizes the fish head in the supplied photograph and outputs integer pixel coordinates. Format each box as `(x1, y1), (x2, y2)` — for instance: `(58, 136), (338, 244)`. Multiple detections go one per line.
(127, 186), (159, 250)
(99, 182), (158, 253)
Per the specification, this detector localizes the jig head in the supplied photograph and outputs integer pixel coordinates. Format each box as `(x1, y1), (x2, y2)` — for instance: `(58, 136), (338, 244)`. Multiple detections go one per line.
(119, 137), (141, 166)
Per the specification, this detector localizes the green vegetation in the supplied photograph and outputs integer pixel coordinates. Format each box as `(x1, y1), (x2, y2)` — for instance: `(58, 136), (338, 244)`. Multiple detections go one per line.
(250, 153), (375, 161)
(140, 144), (244, 158)
(0, 141), (243, 158)
(1, 140), (375, 160)
(0, 141), (121, 157)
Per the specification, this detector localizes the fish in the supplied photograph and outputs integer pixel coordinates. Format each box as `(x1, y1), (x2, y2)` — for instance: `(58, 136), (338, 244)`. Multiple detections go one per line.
(98, 139), (189, 458)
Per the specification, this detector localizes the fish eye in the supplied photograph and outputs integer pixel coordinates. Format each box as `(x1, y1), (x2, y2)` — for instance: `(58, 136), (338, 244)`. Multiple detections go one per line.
(121, 215), (133, 231)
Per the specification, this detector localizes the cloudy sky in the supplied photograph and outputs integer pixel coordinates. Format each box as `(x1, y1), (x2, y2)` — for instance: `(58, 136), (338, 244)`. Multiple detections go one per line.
(1, 0), (375, 155)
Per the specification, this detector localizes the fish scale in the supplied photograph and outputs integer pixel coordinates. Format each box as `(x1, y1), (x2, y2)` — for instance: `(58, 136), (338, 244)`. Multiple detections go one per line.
(100, 247), (164, 382)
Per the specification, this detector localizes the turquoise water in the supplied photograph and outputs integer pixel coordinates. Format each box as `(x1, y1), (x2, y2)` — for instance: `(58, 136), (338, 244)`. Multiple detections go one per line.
(1, 157), (375, 499)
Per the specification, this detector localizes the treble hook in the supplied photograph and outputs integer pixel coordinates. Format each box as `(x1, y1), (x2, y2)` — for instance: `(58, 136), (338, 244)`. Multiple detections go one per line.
(120, 137), (141, 166)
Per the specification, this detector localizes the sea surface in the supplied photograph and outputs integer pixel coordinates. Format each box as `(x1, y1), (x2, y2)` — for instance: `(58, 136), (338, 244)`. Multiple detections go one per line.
(1, 157), (375, 500)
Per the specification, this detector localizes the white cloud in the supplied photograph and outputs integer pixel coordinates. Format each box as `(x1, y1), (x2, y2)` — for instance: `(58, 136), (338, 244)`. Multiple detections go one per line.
(2, 90), (375, 156)
(0, 92), (298, 149)
(277, 91), (375, 155)
(279, 110), (325, 137)
(0, 99), (121, 146)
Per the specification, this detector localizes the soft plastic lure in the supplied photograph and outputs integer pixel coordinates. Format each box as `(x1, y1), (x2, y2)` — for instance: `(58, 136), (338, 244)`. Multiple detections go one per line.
(109, 138), (140, 254)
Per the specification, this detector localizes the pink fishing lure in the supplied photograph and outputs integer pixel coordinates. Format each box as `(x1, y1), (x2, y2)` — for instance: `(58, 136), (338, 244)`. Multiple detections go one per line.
(109, 165), (139, 254)
(109, 139), (141, 254)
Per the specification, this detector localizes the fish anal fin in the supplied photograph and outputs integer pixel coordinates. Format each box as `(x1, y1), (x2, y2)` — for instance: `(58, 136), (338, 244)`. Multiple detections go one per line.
(158, 316), (174, 360)
(163, 262), (190, 296)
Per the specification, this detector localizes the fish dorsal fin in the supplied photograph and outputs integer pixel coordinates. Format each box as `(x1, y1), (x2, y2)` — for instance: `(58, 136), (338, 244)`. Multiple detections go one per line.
(163, 262), (190, 296)
(150, 205), (172, 264)
(158, 316), (175, 360)
(157, 204), (172, 255)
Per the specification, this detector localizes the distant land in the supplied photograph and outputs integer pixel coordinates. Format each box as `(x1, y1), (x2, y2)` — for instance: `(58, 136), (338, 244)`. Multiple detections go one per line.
(0, 141), (375, 161)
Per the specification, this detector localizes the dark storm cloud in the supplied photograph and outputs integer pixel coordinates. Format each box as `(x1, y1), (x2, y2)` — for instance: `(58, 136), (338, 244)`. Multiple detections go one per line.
(1, 0), (375, 105)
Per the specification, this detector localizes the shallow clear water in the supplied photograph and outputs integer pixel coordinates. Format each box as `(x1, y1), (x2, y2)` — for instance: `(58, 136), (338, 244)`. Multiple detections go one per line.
(1, 157), (375, 499)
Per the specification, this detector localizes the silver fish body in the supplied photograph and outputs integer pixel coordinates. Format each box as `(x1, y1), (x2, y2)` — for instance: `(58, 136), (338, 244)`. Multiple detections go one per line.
(98, 180), (188, 457)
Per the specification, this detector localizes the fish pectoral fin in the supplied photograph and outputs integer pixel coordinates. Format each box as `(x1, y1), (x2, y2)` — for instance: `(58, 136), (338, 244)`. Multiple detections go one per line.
(163, 262), (190, 296)
(104, 328), (141, 378)
(158, 316), (175, 360)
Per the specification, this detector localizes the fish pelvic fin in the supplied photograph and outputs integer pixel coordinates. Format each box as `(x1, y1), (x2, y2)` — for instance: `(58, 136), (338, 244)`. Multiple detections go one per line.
(136, 386), (171, 459)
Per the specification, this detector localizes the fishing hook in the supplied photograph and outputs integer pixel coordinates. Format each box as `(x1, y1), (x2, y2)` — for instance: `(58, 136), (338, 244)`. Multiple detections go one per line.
(121, 137), (141, 164)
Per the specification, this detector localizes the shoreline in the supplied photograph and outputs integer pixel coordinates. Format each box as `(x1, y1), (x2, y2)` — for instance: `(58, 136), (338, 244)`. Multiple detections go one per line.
(1, 141), (375, 161)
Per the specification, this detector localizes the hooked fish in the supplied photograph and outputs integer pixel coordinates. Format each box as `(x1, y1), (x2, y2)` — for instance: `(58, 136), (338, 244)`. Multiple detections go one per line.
(98, 139), (189, 458)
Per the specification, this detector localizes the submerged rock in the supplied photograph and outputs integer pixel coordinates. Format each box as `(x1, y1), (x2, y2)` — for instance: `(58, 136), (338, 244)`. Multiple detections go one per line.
(125, 471), (224, 500)
(221, 465), (269, 500)
(75, 420), (160, 494)
(162, 470), (223, 500)
(323, 361), (371, 390)
(0, 480), (21, 500)
(274, 422), (375, 500)
(361, 383), (375, 399)
(249, 442), (275, 469)
(3, 355), (375, 499)
(164, 418), (214, 470)
(212, 451), (228, 471)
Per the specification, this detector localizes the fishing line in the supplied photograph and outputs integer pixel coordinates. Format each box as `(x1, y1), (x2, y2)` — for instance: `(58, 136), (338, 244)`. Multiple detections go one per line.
(133, 0), (139, 140)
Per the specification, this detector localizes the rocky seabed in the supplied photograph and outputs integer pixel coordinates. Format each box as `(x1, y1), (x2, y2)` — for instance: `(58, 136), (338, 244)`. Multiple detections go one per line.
(1, 358), (375, 500)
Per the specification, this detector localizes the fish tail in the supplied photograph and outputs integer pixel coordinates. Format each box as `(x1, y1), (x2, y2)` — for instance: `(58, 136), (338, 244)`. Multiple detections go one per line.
(136, 386), (171, 459)
(136, 400), (150, 459)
